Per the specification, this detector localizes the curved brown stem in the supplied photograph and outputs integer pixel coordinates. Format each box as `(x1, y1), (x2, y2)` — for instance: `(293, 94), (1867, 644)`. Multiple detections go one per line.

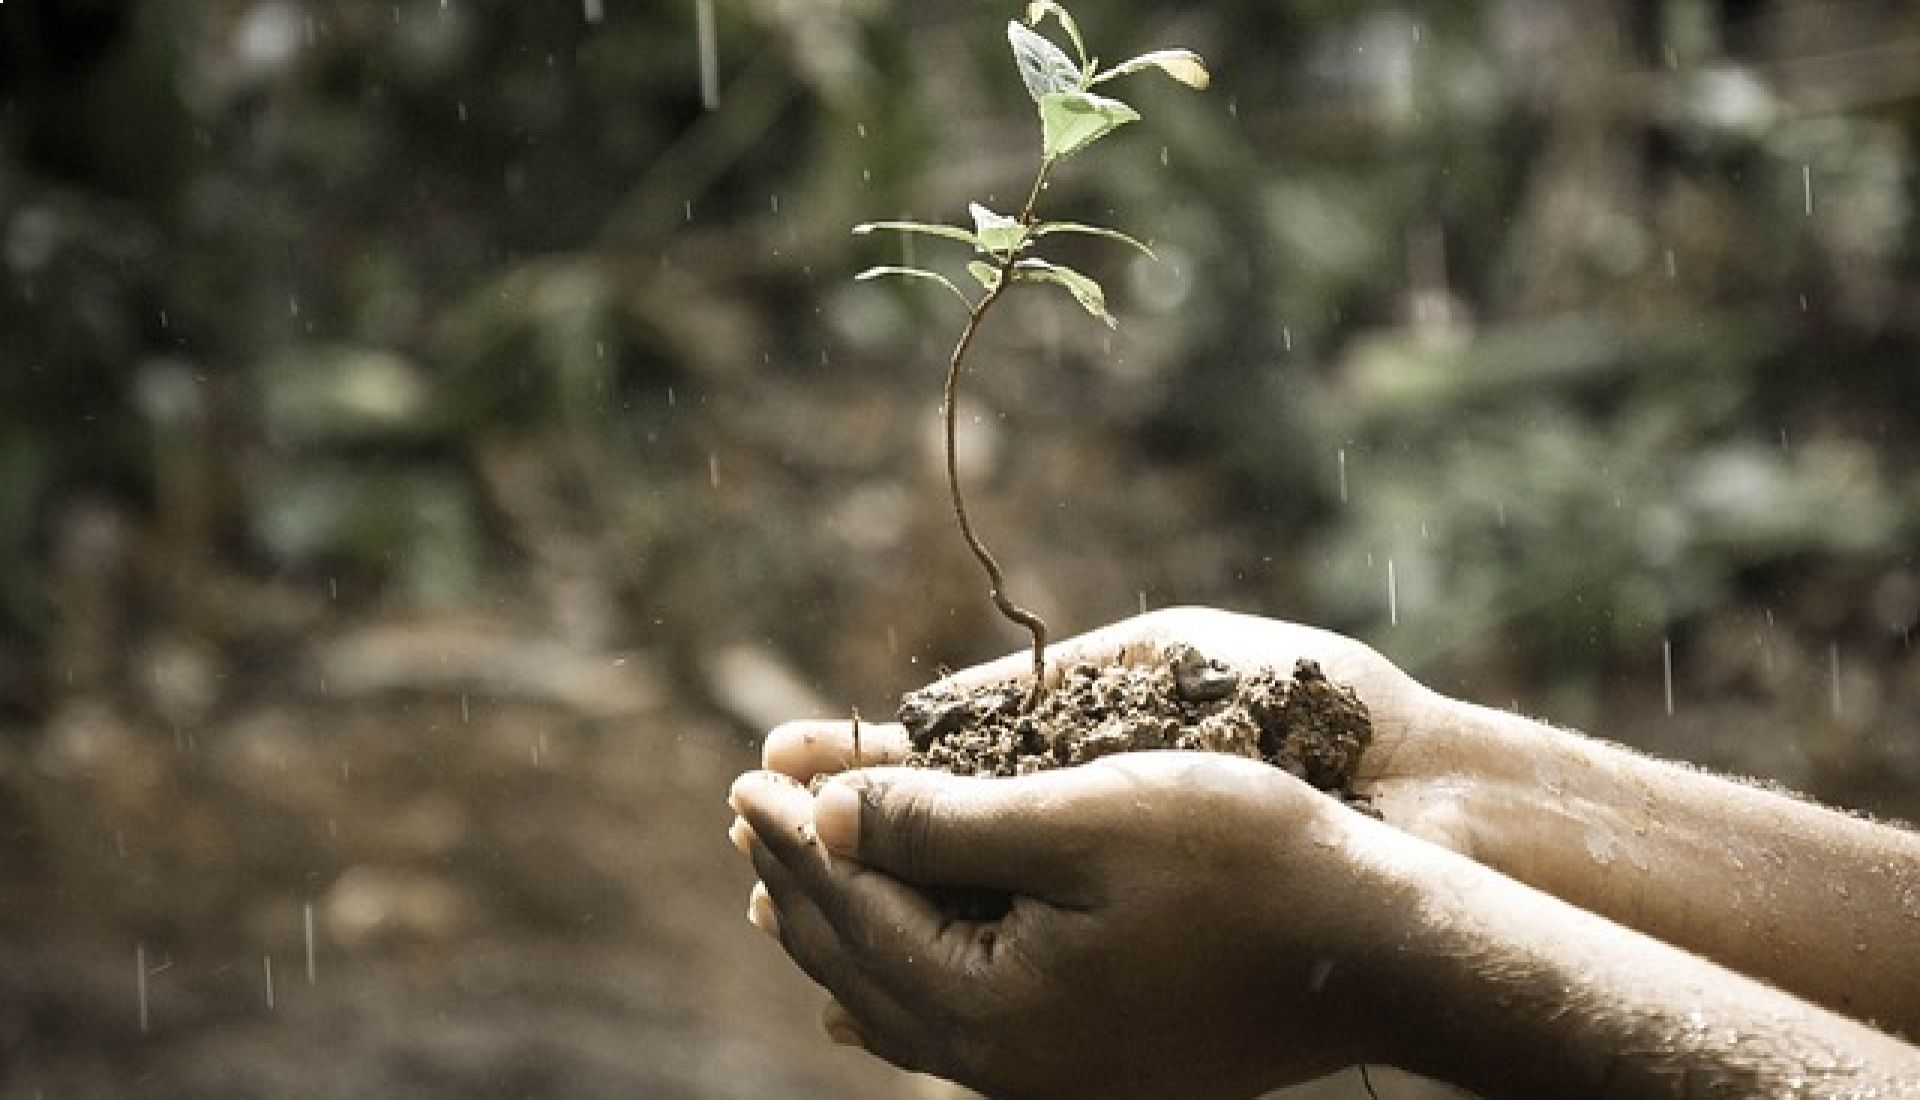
(939, 160), (1060, 707)
(943, 282), (1049, 706)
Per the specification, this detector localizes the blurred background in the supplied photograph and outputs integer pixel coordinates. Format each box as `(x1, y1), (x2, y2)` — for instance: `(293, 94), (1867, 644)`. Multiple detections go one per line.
(2, 0), (1916, 1097)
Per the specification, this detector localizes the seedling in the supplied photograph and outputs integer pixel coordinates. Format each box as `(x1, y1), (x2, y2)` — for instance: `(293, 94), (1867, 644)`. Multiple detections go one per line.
(855, 1), (1208, 705)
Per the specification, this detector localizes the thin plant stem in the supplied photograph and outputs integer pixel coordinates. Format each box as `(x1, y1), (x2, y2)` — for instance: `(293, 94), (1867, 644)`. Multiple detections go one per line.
(943, 159), (1057, 706)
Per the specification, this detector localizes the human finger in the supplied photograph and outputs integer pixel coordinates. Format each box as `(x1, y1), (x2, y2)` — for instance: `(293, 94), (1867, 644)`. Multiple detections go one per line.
(809, 765), (1115, 900)
(748, 828), (955, 1074)
(762, 719), (911, 781)
(747, 880), (779, 939)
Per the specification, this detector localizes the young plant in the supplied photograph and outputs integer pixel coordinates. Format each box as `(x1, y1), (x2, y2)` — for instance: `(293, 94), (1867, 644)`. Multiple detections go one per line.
(855, 1), (1208, 704)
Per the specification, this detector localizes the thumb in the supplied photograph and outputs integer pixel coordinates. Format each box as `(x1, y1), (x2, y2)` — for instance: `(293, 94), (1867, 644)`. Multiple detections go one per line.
(814, 766), (1108, 901)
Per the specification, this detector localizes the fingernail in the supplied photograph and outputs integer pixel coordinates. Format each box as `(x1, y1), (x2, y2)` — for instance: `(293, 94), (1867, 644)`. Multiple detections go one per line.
(813, 779), (861, 854)
(728, 816), (754, 856)
(729, 770), (796, 815)
(748, 882), (779, 938)
(824, 1018), (865, 1048)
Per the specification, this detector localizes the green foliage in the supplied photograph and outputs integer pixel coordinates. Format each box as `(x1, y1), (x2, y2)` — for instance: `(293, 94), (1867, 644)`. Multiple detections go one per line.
(854, 3), (1208, 323)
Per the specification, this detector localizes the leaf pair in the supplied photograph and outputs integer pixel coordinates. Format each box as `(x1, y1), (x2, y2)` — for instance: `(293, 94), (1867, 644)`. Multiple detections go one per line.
(854, 203), (1150, 325)
(855, 204), (1152, 260)
(1008, 7), (1209, 163)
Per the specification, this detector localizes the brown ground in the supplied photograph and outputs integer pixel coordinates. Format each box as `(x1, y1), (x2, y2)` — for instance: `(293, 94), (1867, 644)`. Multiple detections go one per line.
(900, 648), (1372, 798)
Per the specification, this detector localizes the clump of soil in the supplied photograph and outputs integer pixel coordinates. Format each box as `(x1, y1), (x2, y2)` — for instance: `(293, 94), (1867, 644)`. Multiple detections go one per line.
(898, 645), (1374, 804)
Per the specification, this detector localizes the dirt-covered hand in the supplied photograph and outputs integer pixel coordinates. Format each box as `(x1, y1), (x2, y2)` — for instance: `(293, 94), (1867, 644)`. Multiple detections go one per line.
(729, 751), (1400, 1099)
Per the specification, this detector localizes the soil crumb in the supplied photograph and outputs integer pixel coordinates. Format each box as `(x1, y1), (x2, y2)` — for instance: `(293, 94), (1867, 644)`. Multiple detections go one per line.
(898, 646), (1374, 801)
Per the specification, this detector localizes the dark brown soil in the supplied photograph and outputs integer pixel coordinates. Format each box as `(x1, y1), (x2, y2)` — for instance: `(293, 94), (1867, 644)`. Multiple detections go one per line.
(897, 645), (1374, 803)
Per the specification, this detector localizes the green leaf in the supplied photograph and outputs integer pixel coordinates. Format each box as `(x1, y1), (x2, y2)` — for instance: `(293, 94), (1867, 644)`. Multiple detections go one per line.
(1008, 20), (1083, 102)
(1037, 90), (1139, 161)
(1032, 221), (1156, 258)
(968, 203), (1027, 256)
(1023, 1), (1087, 67)
(967, 261), (1003, 292)
(1014, 258), (1115, 328)
(853, 221), (979, 247)
(855, 266), (972, 308)
(1092, 49), (1212, 90)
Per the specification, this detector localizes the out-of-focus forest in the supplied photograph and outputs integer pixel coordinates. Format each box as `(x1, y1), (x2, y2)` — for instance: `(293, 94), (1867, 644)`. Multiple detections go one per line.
(1, 0), (1916, 1097)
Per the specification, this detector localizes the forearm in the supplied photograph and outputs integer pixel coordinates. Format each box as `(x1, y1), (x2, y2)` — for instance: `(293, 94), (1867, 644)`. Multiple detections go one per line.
(1369, 698), (1920, 1037)
(1350, 818), (1920, 1098)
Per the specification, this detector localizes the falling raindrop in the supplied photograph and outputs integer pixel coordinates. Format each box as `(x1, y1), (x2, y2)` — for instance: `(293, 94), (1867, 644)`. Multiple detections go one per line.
(1159, 146), (1169, 167)
(583, 0), (604, 24)
(1386, 559), (1399, 626)
(1664, 248), (1676, 280)
(1829, 642), (1843, 718)
(1137, 590), (1148, 614)
(684, 199), (693, 223)
(304, 903), (317, 985)
(136, 943), (150, 1033)
(1282, 326), (1292, 352)
(1662, 637), (1674, 716)
(457, 101), (468, 122)
(708, 452), (721, 489)
(263, 955), (276, 1010)
(770, 193), (780, 215)
(696, 0), (720, 110)
(1802, 163), (1813, 217)
(1336, 448), (1348, 503)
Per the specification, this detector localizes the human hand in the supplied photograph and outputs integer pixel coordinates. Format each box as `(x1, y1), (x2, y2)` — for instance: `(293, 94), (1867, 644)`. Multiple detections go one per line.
(729, 751), (1408, 1099)
(761, 607), (1467, 838)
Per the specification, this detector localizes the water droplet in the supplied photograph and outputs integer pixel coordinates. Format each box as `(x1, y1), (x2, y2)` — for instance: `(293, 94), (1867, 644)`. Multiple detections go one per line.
(583, 0), (604, 24)
(1829, 642), (1843, 718)
(696, 0), (720, 110)
(1662, 637), (1674, 716)
(304, 903), (318, 985)
(136, 943), (150, 1033)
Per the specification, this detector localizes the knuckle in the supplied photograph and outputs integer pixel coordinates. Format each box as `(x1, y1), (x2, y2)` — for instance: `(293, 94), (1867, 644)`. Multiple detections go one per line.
(886, 782), (945, 879)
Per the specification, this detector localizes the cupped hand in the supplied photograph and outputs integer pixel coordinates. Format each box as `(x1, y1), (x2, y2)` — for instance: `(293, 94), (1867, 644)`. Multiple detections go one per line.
(761, 608), (1461, 815)
(729, 751), (1405, 1099)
